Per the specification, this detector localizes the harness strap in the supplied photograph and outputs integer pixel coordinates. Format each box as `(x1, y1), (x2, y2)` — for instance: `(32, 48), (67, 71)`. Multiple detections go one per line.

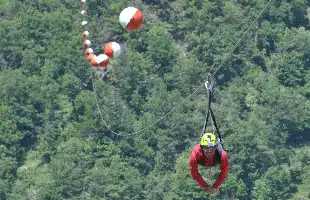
(201, 78), (224, 147)
(210, 107), (223, 144)
(201, 77), (213, 136)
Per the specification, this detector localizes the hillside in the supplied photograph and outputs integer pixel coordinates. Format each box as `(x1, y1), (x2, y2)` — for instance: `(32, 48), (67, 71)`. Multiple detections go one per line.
(0, 0), (309, 199)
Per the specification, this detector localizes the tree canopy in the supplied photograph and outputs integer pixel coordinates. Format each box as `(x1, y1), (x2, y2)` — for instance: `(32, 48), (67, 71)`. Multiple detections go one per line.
(0, 0), (309, 199)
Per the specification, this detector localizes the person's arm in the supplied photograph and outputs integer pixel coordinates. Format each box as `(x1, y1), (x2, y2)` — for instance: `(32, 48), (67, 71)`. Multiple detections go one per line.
(189, 150), (208, 188)
(212, 151), (229, 189)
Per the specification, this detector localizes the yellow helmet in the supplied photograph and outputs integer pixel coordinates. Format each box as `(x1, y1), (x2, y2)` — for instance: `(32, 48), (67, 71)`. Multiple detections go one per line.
(200, 133), (217, 147)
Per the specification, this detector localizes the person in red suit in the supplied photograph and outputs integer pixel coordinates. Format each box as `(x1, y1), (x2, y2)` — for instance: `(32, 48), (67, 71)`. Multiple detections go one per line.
(189, 132), (229, 194)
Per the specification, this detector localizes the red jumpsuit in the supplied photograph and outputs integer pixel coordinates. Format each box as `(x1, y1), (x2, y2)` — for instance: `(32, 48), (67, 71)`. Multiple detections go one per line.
(189, 144), (228, 190)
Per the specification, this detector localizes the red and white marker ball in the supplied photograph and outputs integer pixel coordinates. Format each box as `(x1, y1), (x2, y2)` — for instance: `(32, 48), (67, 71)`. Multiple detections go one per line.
(119, 7), (143, 31)
(104, 42), (121, 58)
(81, 10), (86, 15)
(81, 21), (88, 26)
(90, 54), (109, 68)
(83, 40), (91, 47)
(80, 0), (86, 4)
(88, 54), (95, 62)
(82, 31), (89, 37)
(90, 55), (98, 67)
(85, 48), (93, 55)
(96, 54), (109, 67)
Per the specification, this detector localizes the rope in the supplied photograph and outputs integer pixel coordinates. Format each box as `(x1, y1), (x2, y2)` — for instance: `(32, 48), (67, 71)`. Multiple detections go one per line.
(89, 0), (273, 136)
(210, 0), (273, 79)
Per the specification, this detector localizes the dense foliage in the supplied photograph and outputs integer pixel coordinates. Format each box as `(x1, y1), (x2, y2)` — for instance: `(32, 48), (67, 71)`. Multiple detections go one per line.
(0, 0), (309, 199)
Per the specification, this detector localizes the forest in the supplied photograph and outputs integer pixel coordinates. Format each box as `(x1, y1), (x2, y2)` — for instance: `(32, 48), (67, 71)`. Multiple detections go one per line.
(0, 0), (309, 199)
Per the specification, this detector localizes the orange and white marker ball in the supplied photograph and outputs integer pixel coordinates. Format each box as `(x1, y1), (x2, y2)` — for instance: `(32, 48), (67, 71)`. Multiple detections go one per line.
(119, 7), (143, 31)
(104, 42), (121, 58)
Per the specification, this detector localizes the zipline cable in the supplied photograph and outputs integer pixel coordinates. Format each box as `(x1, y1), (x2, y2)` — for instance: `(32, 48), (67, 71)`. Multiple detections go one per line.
(90, 0), (273, 136)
